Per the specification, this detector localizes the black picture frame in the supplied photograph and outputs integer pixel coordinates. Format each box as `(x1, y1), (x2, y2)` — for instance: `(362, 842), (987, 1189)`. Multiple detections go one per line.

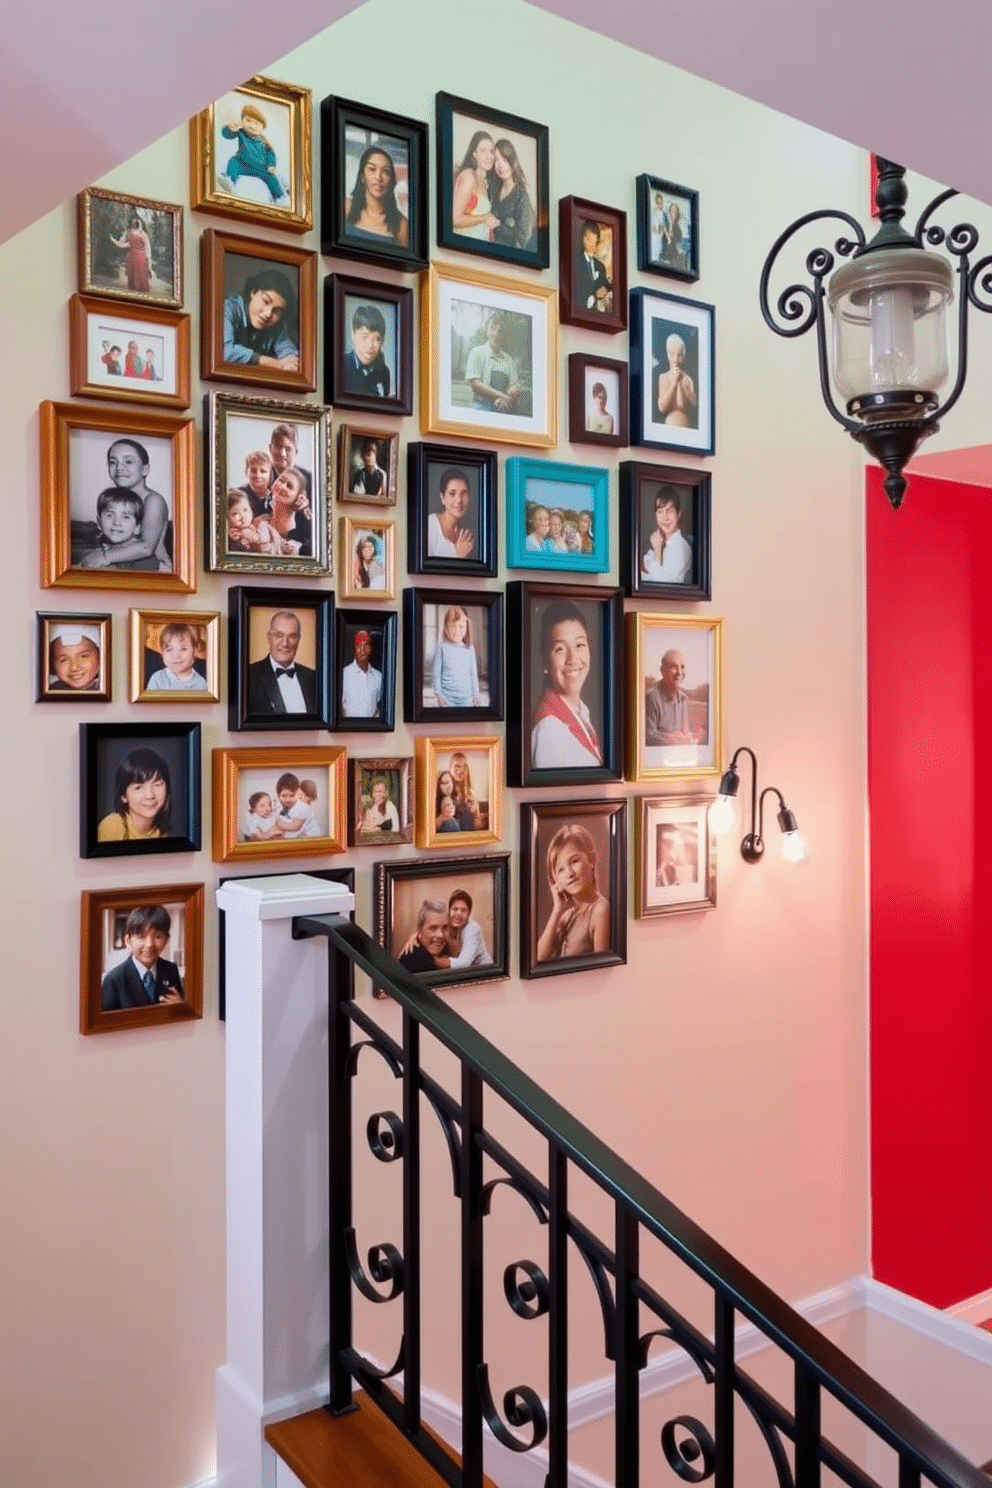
(558, 195), (627, 334)
(629, 287), (715, 456)
(228, 585), (333, 732)
(619, 461), (712, 601)
(567, 353), (628, 448)
(335, 607), (397, 732)
(373, 851), (511, 990)
(323, 272), (413, 416)
(79, 721), (201, 859)
(636, 173), (700, 282)
(519, 798), (627, 980)
(506, 580), (622, 788)
(319, 96), (428, 272)
(435, 92), (549, 270)
(403, 587), (504, 725)
(406, 441), (498, 577)
(37, 611), (112, 702)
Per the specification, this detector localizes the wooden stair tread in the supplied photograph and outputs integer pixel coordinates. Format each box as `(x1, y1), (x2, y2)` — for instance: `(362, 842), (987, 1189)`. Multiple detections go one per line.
(265, 1392), (500, 1488)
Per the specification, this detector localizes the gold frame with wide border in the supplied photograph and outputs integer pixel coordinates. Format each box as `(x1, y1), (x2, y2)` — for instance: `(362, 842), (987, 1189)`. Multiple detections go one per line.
(414, 734), (503, 850)
(212, 745), (347, 863)
(626, 612), (724, 782)
(189, 73), (313, 233)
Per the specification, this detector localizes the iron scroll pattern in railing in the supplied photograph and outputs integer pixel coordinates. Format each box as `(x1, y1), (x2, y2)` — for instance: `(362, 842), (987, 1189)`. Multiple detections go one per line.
(295, 912), (988, 1488)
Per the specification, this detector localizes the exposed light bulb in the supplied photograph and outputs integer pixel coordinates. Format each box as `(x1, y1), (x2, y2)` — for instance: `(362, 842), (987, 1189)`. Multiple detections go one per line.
(708, 794), (736, 835)
(781, 830), (809, 865)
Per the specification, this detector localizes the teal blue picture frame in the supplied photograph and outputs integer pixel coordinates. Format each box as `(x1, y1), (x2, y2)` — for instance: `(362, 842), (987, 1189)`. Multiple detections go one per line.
(505, 457), (609, 573)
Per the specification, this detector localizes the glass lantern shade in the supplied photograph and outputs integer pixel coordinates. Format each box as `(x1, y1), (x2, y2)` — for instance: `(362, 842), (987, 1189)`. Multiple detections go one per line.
(827, 247), (953, 410)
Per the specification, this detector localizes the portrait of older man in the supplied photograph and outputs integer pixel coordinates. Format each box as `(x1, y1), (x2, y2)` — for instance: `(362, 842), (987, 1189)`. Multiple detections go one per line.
(645, 648), (702, 748)
(246, 609), (317, 716)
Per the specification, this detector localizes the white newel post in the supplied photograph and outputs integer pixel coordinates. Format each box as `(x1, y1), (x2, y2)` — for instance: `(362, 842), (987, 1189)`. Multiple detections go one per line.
(213, 873), (355, 1488)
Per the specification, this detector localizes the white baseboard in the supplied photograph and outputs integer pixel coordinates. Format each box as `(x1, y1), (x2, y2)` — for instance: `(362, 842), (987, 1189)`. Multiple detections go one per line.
(945, 1284), (992, 1328)
(863, 1275), (992, 1365)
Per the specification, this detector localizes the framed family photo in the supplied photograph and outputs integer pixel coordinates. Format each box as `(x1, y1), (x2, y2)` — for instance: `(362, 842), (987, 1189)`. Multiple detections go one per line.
(340, 517), (396, 601)
(637, 174), (700, 282)
(636, 796), (716, 918)
(205, 389), (331, 576)
(626, 612), (724, 782)
(77, 187), (183, 309)
(567, 353), (628, 448)
(338, 424), (398, 506)
(506, 581), (622, 787)
(335, 607), (397, 732)
(421, 260), (557, 448)
(40, 401), (195, 593)
(435, 92), (549, 269)
(228, 586), (333, 732)
(80, 882), (204, 1036)
(212, 745), (347, 863)
(79, 721), (201, 859)
(559, 196), (627, 334)
(320, 96), (428, 271)
(403, 588), (503, 724)
(373, 851), (510, 990)
(323, 273), (413, 416)
(619, 462), (712, 601)
(505, 456), (608, 574)
(190, 74), (313, 232)
(36, 612), (111, 703)
(629, 287), (715, 455)
(200, 228), (317, 393)
(69, 295), (190, 410)
(349, 756), (413, 847)
(414, 735), (502, 851)
(128, 608), (220, 703)
(519, 799), (627, 980)
(407, 442), (497, 578)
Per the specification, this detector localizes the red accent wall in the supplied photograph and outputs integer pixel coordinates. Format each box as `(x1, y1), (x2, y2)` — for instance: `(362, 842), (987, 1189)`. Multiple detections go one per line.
(868, 465), (992, 1306)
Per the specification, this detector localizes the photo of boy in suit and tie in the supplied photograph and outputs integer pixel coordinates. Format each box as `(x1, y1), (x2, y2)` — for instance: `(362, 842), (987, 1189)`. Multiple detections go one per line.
(101, 904), (185, 1011)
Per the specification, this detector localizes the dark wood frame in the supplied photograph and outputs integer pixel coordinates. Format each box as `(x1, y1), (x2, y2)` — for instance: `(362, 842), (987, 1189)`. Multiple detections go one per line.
(619, 461), (712, 601)
(36, 611), (112, 703)
(506, 580), (622, 787)
(189, 73), (313, 233)
(505, 456), (609, 574)
(636, 173), (700, 282)
(211, 745), (348, 863)
(629, 286), (715, 455)
(69, 294), (191, 410)
(320, 96), (429, 271)
(79, 720), (201, 859)
(406, 441), (498, 578)
(338, 423), (399, 507)
(373, 851), (511, 990)
(519, 798), (627, 980)
(403, 586), (504, 725)
(80, 882), (204, 1035)
(323, 272), (413, 415)
(348, 757), (413, 848)
(558, 195), (627, 334)
(127, 607), (221, 703)
(77, 186), (183, 309)
(200, 227), (317, 393)
(334, 606), (398, 733)
(435, 92), (549, 270)
(567, 352), (628, 448)
(228, 585), (333, 732)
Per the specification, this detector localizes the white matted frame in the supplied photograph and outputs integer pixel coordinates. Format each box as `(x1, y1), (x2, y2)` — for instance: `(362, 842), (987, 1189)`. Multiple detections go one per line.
(629, 287), (715, 455)
(636, 795), (716, 917)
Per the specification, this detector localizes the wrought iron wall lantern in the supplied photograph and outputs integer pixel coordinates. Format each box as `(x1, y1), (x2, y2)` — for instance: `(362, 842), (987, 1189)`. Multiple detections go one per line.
(760, 157), (992, 510)
(708, 746), (808, 865)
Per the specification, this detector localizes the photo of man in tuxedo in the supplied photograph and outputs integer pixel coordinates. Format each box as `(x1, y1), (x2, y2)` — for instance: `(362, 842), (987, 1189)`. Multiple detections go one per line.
(246, 608), (318, 716)
(101, 904), (184, 1012)
(575, 220), (612, 314)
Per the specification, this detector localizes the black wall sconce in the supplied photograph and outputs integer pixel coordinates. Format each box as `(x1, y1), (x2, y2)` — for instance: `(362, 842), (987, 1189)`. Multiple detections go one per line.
(708, 746), (808, 866)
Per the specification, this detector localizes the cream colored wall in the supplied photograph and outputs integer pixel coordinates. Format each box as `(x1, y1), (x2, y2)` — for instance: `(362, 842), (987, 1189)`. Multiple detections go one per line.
(0, 3), (870, 1485)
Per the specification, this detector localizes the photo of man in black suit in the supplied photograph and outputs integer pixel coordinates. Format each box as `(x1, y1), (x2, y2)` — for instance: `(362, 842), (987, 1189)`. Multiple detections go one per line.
(101, 904), (184, 1011)
(246, 609), (318, 716)
(575, 220), (612, 314)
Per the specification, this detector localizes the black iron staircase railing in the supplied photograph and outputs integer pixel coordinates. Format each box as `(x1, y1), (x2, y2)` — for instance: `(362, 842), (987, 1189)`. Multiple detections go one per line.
(295, 910), (987, 1488)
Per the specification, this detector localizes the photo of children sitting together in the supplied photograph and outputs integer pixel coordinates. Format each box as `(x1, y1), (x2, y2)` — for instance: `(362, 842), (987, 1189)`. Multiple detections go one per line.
(239, 771), (325, 842)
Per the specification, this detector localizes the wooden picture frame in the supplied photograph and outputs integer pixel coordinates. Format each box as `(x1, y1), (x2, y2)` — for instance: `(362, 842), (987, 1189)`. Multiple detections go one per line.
(558, 195), (627, 334)
(228, 586), (333, 732)
(420, 260), (557, 448)
(402, 587), (504, 724)
(211, 746), (347, 862)
(338, 423), (399, 506)
(128, 608), (220, 703)
(406, 441), (498, 578)
(335, 607), (398, 732)
(190, 74), (313, 233)
(636, 173), (700, 282)
(520, 798), (627, 979)
(36, 612), (111, 702)
(323, 272), (413, 416)
(340, 517), (396, 601)
(435, 92), (549, 270)
(373, 852), (510, 990)
(567, 352), (628, 448)
(505, 456), (609, 574)
(629, 287), (715, 455)
(414, 735), (503, 850)
(77, 186), (183, 308)
(40, 401), (195, 593)
(320, 96), (429, 271)
(200, 228), (317, 393)
(619, 461), (712, 601)
(69, 294), (190, 409)
(506, 580), (622, 787)
(205, 389), (331, 576)
(636, 795), (716, 918)
(626, 612), (724, 782)
(349, 757), (413, 847)
(80, 882), (204, 1035)
(79, 720), (201, 859)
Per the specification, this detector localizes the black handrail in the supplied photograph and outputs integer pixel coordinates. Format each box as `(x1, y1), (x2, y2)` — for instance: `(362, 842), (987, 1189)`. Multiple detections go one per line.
(295, 910), (987, 1488)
